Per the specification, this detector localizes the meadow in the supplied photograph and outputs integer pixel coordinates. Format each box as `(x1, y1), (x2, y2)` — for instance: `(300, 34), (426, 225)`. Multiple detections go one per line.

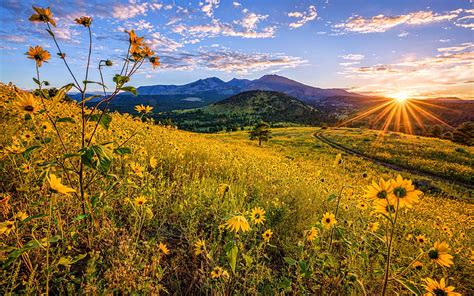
(1, 6), (473, 295)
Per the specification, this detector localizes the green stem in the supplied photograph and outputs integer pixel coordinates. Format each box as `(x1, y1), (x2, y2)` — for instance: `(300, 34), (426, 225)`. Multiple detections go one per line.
(381, 199), (399, 296)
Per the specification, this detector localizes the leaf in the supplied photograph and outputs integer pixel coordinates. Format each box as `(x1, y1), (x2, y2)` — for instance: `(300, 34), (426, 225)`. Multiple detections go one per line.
(88, 113), (112, 130)
(3, 236), (61, 268)
(119, 86), (137, 96)
(40, 137), (52, 144)
(393, 278), (421, 295)
(80, 144), (113, 173)
(113, 147), (132, 155)
(22, 145), (41, 159)
(226, 244), (238, 274)
(33, 77), (41, 85)
(327, 194), (337, 202)
(20, 214), (48, 224)
(242, 253), (253, 267)
(57, 117), (75, 123)
(63, 153), (82, 159)
(73, 214), (89, 222)
(45, 28), (54, 37)
(284, 257), (297, 266)
(83, 80), (107, 88)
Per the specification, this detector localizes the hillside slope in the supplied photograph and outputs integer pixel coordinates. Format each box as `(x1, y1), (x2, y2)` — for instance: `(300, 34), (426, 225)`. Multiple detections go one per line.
(164, 90), (323, 132)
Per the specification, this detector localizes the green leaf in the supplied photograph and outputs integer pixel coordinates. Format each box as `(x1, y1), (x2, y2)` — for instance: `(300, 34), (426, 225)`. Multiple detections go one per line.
(88, 113), (112, 130)
(119, 86), (137, 96)
(112, 74), (129, 87)
(284, 257), (297, 266)
(3, 236), (61, 268)
(80, 144), (113, 173)
(242, 253), (253, 267)
(33, 77), (41, 85)
(20, 214), (48, 224)
(83, 80), (107, 88)
(40, 137), (52, 144)
(22, 145), (41, 159)
(73, 214), (89, 222)
(113, 147), (132, 155)
(63, 153), (82, 159)
(393, 278), (421, 295)
(327, 194), (337, 202)
(57, 117), (75, 123)
(226, 244), (238, 274)
(45, 28), (54, 37)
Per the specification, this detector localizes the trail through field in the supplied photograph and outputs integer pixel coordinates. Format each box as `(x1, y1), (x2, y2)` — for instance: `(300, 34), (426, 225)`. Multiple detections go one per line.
(314, 132), (474, 190)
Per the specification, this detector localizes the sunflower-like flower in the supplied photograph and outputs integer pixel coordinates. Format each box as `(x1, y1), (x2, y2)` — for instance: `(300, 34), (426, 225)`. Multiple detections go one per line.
(416, 234), (428, 245)
(0, 220), (15, 236)
(321, 212), (337, 229)
(262, 229), (273, 242)
(428, 241), (453, 267)
(158, 242), (170, 255)
(306, 227), (318, 241)
(210, 266), (229, 280)
(250, 207), (266, 225)
(47, 174), (75, 196)
(14, 211), (28, 221)
(372, 199), (397, 216)
(75, 16), (92, 27)
(194, 239), (206, 255)
(29, 6), (56, 27)
(129, 162), (144, 177)
(133, 195), (147, 207)
(135, 104), (153, 114)
(14, 92), (39, 115)
(149, 156), (157, 169)
(225, 215), (250, 233)
(127, 30), (144, 51)
(389, 175), (422, 208)
(142, 45), (155, 58)
(423, 278), (461, 296)
(150, 56), (160, 69)
(26, 46), (51, 67)
(412, 261), (423, 270)
(368, 222), (379, 232)
(364, 178), (392, 200)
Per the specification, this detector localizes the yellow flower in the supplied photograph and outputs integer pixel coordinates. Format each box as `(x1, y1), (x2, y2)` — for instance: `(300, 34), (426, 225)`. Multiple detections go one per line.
(368, 222), (379, 232)
(127, 30), (144, 51)
(194, 239), (206, 255)
(135, 104), (153, 114)
(357, 201), (368, 210)
(29, 6), (56, 27)
(149, 156), (157, 169)
(389, 175), (422, 208)
(333, 153), (342, 166)
(321, 212), (337, 229)
(40, 121), (53, 133)
(26, 46), (51, 67)
(262, 229), (273, 242)
(428, 241), (453, 268)
(142, 46), (155, 58)
(210, 266), (229, 280)
(15, 92), (39, 115)
(133, 195), (147, 207)
(372, 199), (397, 216)
(423, 278), (461, 296)
(129, 162), (144, 177)
(14, 211), (28, 221)
(306, 227), (318, 241)
(0, 220), (15, 236)
(75, 16), (92, 27)
(158, 242), (170, 255)
(150, 56), (160, 69)
(226, 215), (251, 233)
(47, 174), (75, 196)
(412, 261), (423, 270)
(416, 234), (428, 245)
(20, 131), (35, 142)
(364, 178), (392, 200)
(250, 207), (266, 225)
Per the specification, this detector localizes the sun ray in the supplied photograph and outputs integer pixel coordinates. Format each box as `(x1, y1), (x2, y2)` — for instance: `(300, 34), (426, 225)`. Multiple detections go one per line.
(338, 100), (393, 127)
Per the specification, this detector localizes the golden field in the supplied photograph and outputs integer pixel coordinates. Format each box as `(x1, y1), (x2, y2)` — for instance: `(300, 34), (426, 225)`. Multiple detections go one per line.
(1, 84), (473, 294)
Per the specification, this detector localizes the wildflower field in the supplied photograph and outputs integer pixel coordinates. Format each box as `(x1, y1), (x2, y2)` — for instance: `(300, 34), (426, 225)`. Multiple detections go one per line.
(1, 5), (473, 295)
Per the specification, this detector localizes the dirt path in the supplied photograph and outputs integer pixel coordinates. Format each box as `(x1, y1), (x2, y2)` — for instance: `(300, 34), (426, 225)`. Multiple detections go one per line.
(314, 132), (473, 190)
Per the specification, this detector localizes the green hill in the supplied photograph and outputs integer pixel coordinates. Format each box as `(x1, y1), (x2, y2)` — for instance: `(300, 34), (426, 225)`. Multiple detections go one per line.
(163, 90), (324, 132)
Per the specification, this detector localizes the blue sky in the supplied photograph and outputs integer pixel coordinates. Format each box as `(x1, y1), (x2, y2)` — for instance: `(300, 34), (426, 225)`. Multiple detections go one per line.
(0, 0), (473, 98)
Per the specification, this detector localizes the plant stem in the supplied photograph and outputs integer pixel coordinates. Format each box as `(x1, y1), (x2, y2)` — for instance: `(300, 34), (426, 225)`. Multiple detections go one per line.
(381, 199), (399, 296)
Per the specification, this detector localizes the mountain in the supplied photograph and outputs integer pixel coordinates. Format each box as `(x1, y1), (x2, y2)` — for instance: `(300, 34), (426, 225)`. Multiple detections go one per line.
(164, 90), (323, 132)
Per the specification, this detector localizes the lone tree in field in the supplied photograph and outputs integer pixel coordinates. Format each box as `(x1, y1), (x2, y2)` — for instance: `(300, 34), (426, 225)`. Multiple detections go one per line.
(249, 121), (272, 146)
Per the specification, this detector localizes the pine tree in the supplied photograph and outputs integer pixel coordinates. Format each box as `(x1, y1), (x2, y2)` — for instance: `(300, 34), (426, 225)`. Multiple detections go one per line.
(249, 122), (271, 146)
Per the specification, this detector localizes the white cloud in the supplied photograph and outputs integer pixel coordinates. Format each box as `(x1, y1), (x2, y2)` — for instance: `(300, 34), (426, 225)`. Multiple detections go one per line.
(288, 5), (318, 29)
(233, 2), (241, 8)
(200, 0), (220, 18)
(149, 32), (184, 52)
(437, 42), (473, 53)
(334, 9), (466, 33)
(235, 12), (268, 30)
(398, 31), (409, 37)
(173, 19), (276, 39)
(339, 54), (365, 61)
(112, 1), (149, 20)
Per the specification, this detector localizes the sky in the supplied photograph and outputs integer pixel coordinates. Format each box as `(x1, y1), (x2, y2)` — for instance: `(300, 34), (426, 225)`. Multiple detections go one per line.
(0, 0), (473, 99)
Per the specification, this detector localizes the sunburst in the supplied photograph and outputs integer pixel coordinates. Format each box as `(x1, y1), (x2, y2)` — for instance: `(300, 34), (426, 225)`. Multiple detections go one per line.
(339, 95), (457, 136)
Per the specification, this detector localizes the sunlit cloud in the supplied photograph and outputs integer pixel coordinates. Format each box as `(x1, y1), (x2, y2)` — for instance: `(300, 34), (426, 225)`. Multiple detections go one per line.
(112, 1), (150, 20)
(334, 9), (463, 33)
(200, 0), (220, 18)
(173, 20), (275, 39)
(288, 5), (318, 29)
(339, 54), (364, 60)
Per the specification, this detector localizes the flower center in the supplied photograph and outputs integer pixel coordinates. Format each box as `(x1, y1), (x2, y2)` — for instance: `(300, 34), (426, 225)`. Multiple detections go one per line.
(376, 190), (387, 199)
(393, 187), (407, 198)
(433, 289), (447, 296)
(24, 105), (34, 112)
(325, 218), (331, 223)
(428, 249), (439, 259)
